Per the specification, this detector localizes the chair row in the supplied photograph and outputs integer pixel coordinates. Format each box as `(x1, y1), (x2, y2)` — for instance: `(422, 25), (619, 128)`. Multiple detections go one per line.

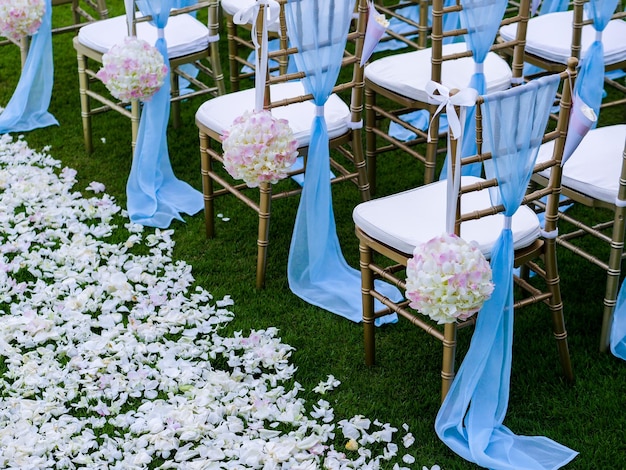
(3, 0), (625, 400)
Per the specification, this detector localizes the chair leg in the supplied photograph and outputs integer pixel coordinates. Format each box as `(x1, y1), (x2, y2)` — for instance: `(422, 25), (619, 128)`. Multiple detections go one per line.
(210, 41), (227, 96)
(170, 73), (182, 129)
(131, 100), (140, 155)
(199, 131), (216, 239)
(256, 182), (272, 289)
(76, 51), (93, 154)
(359, 240), (376, 366)
(441, 322), (457, 402)
(599, 204), (626, 352)
(351, 128), (371, 202)
(364, 86), (377, 195)
(545, 239), (574, 382)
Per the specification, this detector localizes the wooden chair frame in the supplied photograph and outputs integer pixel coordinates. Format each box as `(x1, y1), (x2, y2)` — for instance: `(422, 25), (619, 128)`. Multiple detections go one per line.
(197, 0), (371, 289)
(0, 0), (109, 68)
(364, 0), (531, 193)
(532, 137), (626, 352)
(73, 0), (225, 153)
(356, 59), (577, 401)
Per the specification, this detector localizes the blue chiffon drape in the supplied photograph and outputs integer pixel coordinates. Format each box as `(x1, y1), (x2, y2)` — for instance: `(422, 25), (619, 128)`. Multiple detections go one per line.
(574, 0), (618, 121)
(435, 74), (578, 469)
(285, 0), (399, 324)
(439, 0), (507, 180)
(0, 0), (58, 133)
(126, 0), (203, 228)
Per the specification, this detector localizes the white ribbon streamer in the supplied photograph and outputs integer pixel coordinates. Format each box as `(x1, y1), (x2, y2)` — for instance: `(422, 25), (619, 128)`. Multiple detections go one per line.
(234, 0), (280, 112)
(124, 0), (135, 36)
(425, 81), (478, 234)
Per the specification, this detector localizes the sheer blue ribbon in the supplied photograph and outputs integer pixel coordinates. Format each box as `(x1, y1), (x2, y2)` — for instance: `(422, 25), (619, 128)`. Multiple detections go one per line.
(126, 0), (203, 228)
(435, 74), (578, 469)
(574, 0), (618, 122)
(0, 0), (58, 133)
(285, 0), (399, 325)
(439, 0), (507, 180)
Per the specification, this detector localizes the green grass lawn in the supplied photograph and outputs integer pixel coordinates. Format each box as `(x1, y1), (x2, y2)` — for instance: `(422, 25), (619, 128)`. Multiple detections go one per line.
(1, 2), (626, 468)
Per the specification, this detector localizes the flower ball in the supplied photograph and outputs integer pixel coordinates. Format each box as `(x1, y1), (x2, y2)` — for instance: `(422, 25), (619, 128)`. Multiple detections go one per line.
(405, 232), (494, 324)
(96, 37), (168, 102)
(221, 110), (298, 187)
(0, 0), (46, 43)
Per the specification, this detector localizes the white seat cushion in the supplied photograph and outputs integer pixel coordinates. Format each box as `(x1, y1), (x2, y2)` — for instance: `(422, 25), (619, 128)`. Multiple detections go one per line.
(536, 124), (626, 204)
(195, 81), (351, 147)
(499, 11), (626, 66)
(78, 13), (209, 58)
(364, 42), (513, 102)
(221, 0), (281, 33)
(353, 176), (541, 258)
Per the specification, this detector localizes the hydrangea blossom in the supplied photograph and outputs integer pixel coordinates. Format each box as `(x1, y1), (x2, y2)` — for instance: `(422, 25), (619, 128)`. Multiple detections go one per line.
(0, 134), (439, 468)
(0, 0), (45, 42)
(96, 37), (168, 102)
(221, 109), (298, 187)
(406, 232), (494, 324)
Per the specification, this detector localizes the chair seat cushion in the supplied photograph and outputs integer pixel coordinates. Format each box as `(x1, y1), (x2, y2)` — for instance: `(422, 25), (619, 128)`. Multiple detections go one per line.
(536, 124), (626, 204)
(221, 0), (281, 33)
(499, 11), (626, 66)
(353, 176), (541, 258)
(195, 81), (351, 147)
(364, 42), (513, 102)
(77, 13), (209, 58)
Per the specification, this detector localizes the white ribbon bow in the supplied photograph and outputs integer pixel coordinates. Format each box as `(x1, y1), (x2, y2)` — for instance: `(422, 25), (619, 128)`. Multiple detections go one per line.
(425, 81), (478, 142)
(234, 0), (281, 112)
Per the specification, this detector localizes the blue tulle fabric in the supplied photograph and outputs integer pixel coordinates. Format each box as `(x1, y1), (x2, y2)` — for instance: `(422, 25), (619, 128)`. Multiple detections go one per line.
(0, 0), (58, 133)
(435, 74), (578, 470)
(574, 0), (618, 121)
(285, 0), (399, 325)
(439, 0), (508, 180)
(126, 0), (203, 228)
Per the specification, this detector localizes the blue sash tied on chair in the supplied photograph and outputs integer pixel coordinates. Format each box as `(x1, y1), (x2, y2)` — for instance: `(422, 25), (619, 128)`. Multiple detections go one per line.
(435, 74), (578, 470)
(126, 0), (203, 228)
(0, 0), (58, 133)
(439, 0), (508, 180)
(574, 0), (618, 121)
(285, 0), (399, 325)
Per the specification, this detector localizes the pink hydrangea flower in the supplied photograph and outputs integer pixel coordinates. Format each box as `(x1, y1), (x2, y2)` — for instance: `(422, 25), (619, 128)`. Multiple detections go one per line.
(405, 232), (494, 324)
(0, 0), (45, 43)
(96, 37), (168, 102)
(221, 110), (298, 187)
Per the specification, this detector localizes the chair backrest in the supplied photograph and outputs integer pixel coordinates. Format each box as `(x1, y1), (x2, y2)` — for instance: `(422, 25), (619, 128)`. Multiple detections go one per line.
(222, 0), (289, 91)
(51, 0), (109, 35)
(255, 0), (367, 148)
(447, 58), (577, 242)
(372, 0), (431, 51)
(431, 0), (531, 86)
(126, 0), (225, 101)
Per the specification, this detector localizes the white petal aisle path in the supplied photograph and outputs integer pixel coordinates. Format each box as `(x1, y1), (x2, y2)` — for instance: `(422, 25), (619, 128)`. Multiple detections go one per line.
(0, 134), (438, 469)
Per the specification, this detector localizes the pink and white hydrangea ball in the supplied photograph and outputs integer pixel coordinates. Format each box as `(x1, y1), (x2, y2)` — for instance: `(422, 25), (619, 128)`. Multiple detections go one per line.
(221, 110), (298, 187)
(0, 0), (45, 43)
(96, 37), (168, 102)
(405, 232), (494, 324)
